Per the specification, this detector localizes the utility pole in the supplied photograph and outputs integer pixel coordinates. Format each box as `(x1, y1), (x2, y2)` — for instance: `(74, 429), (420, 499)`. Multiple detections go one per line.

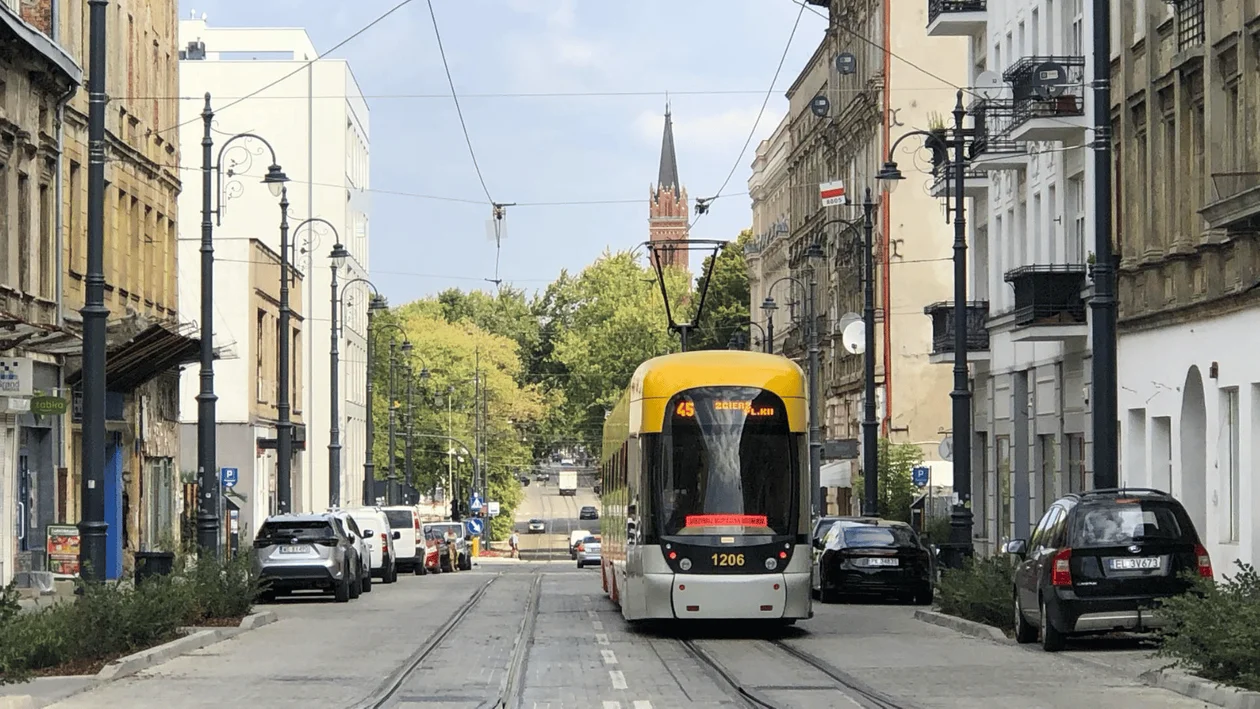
(276, 186), (293, 514)
(861, 188), (880, 517)
(1090, 0), (1118, 488)
(363, 302), (378, 505)
(806, 258), (822, 522)
(405, 373), (414, 502)
(78, 0), (109, 582)
(195, 96), (221, 554)
(386, 339), (397, 505)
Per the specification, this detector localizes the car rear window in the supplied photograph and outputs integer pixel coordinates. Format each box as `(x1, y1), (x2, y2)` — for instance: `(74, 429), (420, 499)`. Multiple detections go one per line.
(259, 520), (333, 542)
(384, 510), (414, 528)
(1071, 500), (1190, 547)
(582, 536), (599, 545)
(430, 523), (464, 538)
(841, 525), (917, 547)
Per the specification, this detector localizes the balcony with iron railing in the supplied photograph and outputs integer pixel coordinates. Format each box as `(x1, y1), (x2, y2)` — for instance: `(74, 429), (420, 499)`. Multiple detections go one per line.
(923, 301), (990, 365)
(926, 0), (987, 37)
(930, 161), (989, 199)
(1003, 264), (1088, 342)
(966, 99), (1028, 173)
(1003, 56), (1087, 143)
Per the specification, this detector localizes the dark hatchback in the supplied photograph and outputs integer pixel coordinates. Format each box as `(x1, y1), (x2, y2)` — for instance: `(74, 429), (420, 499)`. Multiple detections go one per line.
(1005, 488), (1213, 652)
(579, 506), (599, 520)
(812, 519), (934, 605)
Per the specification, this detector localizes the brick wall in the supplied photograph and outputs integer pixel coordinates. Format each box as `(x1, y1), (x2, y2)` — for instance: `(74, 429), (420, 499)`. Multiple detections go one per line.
(17, 0), (52, 36)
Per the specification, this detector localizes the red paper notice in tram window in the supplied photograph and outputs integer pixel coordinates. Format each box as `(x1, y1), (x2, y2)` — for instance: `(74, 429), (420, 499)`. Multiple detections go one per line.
(685, 514), (768, 527)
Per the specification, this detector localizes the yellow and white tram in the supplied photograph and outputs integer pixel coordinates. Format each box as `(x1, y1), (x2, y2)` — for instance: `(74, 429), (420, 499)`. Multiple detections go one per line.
(599, 350), (813, 623)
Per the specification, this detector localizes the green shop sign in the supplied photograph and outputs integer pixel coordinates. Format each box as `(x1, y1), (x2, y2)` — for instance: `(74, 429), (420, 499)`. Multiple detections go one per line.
(30, 396), (68, 416)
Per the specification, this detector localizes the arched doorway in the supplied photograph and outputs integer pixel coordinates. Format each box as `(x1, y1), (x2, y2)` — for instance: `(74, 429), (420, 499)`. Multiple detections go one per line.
(1178, 366), (1208, 535)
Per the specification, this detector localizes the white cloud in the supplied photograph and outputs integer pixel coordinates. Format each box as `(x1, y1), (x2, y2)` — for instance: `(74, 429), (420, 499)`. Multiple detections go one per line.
(632, 105), (774, 155)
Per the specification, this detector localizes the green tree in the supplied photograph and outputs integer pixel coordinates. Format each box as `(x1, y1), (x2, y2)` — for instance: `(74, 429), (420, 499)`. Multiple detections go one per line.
(690, 229), (753, 350)
(547, 250), (689, 454)
(852, 439), (924, 523)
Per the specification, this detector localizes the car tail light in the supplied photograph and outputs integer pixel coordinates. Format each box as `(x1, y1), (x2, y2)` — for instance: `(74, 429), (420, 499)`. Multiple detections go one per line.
(414, 516), (420, 534)
(1194, 544), (1213, 578)
(576, 544), (584, 552)
(1051, 548), (1072, 586)
(380, 533), (388, 546)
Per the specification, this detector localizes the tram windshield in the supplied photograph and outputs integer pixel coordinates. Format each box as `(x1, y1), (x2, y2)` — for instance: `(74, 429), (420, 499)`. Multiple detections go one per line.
(657, 386), (799, 536)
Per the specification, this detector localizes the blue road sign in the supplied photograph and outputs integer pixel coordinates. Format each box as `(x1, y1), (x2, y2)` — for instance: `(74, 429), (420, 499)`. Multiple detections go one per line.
(465, 518), (484, 536)
(470, 493), (483, 511)
(220, 467), (239, 488)
(911, 466), (930, 488)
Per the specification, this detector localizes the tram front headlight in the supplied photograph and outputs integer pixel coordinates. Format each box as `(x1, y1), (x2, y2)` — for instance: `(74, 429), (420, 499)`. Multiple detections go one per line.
(764, 557), (778, 571)
(679, 558), (692, 571)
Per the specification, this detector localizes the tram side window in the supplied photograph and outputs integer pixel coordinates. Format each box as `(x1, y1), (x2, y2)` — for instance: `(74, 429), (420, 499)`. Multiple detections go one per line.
(656, 387), (799, 536)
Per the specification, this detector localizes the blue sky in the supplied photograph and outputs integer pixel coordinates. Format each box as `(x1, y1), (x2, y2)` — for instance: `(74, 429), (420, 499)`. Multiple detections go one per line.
(178, 0), (825, 304)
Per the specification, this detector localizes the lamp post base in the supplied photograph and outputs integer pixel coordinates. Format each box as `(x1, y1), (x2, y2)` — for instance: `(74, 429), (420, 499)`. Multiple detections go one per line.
(939, 505), (974, 570)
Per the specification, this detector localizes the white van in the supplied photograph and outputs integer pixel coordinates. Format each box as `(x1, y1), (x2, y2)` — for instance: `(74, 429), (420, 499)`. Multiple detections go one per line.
(381, 506), (424, 574)
(345, 507), (399, 583)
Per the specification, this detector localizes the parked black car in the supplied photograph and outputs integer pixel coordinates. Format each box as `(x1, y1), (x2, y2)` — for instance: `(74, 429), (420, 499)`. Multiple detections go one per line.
(811, 518), (934, 605)
(579, 506), (599, 520)
(1004, 487), (1213, 652)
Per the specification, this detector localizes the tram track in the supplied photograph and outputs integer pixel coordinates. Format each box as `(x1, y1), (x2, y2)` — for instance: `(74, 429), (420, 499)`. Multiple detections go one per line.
(351, 572), (543, 709)
(680, 636), (921, 709)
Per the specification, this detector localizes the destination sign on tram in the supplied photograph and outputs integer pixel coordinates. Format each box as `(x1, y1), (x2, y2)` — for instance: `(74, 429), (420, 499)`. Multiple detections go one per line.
(673, 400), (776, 418)
(684, 514), (768, 527)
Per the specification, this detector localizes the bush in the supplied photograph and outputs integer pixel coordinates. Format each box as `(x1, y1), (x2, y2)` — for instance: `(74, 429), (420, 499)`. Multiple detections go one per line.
(1156, 562), (1260, 692)
(0, 550), (261, 685)
(0, 582), (21, 626)
(936, 554), (1015, 633)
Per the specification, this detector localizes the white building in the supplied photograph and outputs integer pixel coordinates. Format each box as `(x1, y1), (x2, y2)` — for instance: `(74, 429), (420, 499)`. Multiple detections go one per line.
(176, 16), (371, 535)
(929, 0), (1100, 553)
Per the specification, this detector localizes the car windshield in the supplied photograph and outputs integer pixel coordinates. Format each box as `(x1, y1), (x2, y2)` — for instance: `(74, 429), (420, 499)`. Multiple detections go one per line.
(531, 519), (543, 524)
(430, 524), (464, 538)
(654, 386), (800, 536)
(384, 510), (413, 528)
(840, 525), (918, 548)
(258, 520), (334, 543)
(582, 536), (599, 545)
(1071, 500), (1190, 548)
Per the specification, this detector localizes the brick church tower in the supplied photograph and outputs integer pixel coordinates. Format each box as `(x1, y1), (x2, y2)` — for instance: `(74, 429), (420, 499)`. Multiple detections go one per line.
(649, 105), (689, 272)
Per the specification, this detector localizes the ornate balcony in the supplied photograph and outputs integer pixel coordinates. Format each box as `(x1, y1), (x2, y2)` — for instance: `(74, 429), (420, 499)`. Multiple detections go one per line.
(967, 99), (1027, 173)
(924, 301), (990, 365)
(927, 0), (987, 37)
(1003, 56), (1088, 143)
(1003, 264), (1088, 342)
(930, 163), (989, 199)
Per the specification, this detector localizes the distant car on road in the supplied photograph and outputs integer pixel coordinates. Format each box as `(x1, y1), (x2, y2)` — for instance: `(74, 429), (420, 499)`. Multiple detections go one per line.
(569, 529), (591, 559)
(528, 518), (546, 533)
(575, 535), (601, 569)
(579, 506), (599, 520)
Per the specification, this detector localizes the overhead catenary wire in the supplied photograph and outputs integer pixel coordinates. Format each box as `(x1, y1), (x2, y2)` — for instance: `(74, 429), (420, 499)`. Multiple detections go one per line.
(119, 86), (964, 102)
(425, 0), (494, 204)
(155, 0), (419, 136)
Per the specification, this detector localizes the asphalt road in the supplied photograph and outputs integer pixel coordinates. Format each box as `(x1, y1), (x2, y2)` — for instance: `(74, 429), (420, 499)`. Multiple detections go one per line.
(35, 558), (1223, 709)
(513, 476), (601, 562)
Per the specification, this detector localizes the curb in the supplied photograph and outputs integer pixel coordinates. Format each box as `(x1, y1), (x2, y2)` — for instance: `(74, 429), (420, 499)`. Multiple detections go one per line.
(913, 609), (1011, 644)
(1140, 670), (1260, 709)
(0, 610), (278, 708)
(97, 610), (279, 681)
(912, 609), (1260, 709)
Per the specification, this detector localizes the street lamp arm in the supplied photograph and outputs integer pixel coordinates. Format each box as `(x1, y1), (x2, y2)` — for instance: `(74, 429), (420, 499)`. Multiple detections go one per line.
(884, 128), (950, 170)
(372, 322), (407, 348)
(292, 216), (340, 254)
(411, 433), (479, 470)
(213, 132), (284, 226)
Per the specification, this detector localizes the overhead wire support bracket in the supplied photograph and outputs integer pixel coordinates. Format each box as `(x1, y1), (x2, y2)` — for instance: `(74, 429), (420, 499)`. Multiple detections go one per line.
(643, 239), (727, 352)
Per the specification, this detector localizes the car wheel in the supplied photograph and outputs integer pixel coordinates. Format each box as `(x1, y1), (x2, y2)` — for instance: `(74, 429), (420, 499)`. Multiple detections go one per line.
(577, 560), (584, 569)
(414, 560), (425, 575)
(914, 583), (933, 606)
(259, 589), (277, 603)
(460, 553), (472, 571)
(362, 567), (373, 593)
(334, 569), (352, 603)
(348, 568), (362, 599)
(385, 560), (397, 584)
(1039, 597), (1065, 652)
(1014, 591), (1037, 644)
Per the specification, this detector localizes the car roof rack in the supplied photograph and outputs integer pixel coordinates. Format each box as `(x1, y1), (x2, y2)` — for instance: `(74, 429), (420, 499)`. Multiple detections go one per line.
(1072, 487), (1169, 498)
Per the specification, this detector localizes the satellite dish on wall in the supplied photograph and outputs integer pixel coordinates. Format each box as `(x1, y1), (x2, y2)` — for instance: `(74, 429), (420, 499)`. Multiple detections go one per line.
(842, 321), (866, 355)
(973, 71), (1005, 100)
(837, 312), (861, 333)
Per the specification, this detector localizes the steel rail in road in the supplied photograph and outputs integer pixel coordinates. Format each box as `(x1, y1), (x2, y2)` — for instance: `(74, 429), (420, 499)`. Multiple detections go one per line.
(681, 636), (922, 709)
(352, 572), (543, 709)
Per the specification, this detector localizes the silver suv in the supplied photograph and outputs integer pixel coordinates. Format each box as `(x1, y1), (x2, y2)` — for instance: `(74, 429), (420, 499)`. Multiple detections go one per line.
(255, 513), (362, 603)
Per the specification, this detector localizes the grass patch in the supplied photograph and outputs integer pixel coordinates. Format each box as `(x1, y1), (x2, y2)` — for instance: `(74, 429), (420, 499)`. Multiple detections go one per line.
(1156, 562), (1260, 692)
(935, 554), (1015, 634)
(0, 551), (263, 685)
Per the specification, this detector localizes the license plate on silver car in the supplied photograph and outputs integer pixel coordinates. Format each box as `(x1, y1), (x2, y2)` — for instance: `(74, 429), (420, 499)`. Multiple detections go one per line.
(279, 545), (310, 554)
(1110, 557), (1160, 570)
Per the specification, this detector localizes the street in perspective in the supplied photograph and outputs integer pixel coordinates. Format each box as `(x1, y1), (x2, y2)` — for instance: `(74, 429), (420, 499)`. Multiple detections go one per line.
(2, 1), (1259, 708)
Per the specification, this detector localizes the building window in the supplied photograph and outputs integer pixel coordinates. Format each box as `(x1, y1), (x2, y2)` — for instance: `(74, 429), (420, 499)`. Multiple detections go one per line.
(1176, 0), (1204, 52)
(1223, 387), (1240, 542)
(68, 161), (81, 273)
(0, 162), (8, 285)
(997, 435), (1011, 542)
(256, 309), (267, 402)
(1067, 176), (1086, 263)
(1039, 434), (1058, 515)
(38, 182), (52, 298)
(975, 431), (988, 540)
(1067, 433), (1086, 492)
(293, 327), (302, 414)
(1068, 0), (1084, 55)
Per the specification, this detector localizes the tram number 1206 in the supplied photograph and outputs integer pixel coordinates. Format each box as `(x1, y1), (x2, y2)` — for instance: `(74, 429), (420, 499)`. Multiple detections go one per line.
(711, 553), (745, 567)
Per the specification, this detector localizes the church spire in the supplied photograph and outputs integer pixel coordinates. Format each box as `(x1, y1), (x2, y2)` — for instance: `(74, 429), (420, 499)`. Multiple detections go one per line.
(657, 102), (680, 198)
